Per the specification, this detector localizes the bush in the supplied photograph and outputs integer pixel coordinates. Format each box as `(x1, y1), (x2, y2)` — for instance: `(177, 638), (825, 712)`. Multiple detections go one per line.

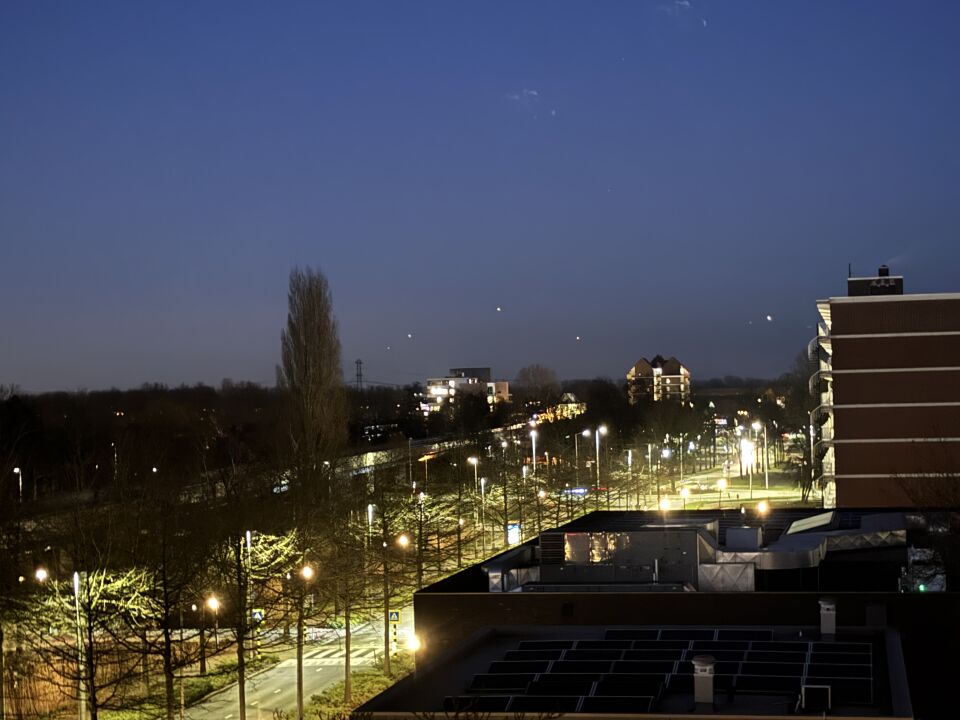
(306, 653), (414, 718)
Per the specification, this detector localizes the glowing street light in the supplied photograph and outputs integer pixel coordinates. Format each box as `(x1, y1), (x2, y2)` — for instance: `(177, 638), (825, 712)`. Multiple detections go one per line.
(206, 595), (220, 650)
(757, 500), (769, 515)
(680, 486), (690, 509)
(397, 533), (411, 548)
(300, 565), (315, 580)
(35, 567), (48, 583)
(530, 430), (538, 475)
(13, 466), (22, 503)
(717, 477), (727, 509)
(468, 456), (479, 492)
(659, 497), (670, 512)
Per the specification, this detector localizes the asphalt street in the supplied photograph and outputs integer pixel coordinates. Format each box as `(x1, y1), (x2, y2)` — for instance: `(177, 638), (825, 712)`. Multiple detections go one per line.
(187, 610), (414, 720)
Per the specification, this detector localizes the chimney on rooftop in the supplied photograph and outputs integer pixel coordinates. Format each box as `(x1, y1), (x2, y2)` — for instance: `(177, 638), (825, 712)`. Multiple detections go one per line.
(878, 265), (890, 277)
(819, 597), (836, 637)
(692, 655), (715, 706)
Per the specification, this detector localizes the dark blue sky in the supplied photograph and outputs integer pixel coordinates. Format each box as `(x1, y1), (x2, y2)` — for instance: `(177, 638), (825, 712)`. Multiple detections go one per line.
(2, 1), (958, 391)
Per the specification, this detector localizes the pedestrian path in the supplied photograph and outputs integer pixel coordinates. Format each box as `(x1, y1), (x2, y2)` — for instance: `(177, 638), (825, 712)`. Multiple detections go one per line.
(276, 646), (380, 668)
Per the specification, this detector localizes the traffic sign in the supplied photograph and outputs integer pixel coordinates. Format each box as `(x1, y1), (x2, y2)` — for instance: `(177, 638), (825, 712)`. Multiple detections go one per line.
(252, 608), (265, 623)
(388, 610), (401, 623)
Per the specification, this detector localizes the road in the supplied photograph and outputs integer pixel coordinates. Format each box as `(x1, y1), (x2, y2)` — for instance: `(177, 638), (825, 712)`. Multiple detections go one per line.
(187, 610), (414, 720)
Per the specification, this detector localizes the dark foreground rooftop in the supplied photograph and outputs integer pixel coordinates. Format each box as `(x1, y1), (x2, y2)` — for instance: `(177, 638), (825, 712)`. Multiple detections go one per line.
(361, 623), (911, 718)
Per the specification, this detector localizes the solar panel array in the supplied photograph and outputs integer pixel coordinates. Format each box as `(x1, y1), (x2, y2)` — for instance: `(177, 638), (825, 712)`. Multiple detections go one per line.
(443, 628), (875, 714)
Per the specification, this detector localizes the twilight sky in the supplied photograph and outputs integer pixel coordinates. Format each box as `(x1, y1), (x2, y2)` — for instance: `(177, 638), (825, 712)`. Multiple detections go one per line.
(2, 1), (959, 392)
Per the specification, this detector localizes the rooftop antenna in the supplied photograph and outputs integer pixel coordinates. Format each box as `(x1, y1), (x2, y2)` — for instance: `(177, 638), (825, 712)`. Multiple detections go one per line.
(848, 262), (852, 278)
(355, 358), (364, 392)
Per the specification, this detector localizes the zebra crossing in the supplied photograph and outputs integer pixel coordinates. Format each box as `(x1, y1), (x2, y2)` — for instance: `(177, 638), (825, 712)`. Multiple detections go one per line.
(277, 646), (380, 668)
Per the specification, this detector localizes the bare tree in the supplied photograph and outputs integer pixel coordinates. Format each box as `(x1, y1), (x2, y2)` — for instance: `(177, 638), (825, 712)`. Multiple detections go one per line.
(514, 364), (561, 408)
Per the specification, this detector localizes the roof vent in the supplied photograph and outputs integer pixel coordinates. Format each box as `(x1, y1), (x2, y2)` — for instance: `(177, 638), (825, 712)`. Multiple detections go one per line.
(692, 655), (715, 705)
(819, 597), (836, 637)
(878, 264), (890, 277)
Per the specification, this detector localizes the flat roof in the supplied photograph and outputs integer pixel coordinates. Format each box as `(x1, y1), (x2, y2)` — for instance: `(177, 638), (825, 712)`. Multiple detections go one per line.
(360, 624), (912, 718)
(818, 292), (960, 304)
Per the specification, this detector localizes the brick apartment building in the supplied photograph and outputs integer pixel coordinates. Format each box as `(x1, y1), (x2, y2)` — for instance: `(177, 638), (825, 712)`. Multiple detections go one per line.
(811, 266), (960, 507)
(626, 355), (691, 405)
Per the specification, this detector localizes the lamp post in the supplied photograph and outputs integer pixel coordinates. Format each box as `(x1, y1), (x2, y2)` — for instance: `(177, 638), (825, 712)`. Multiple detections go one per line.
(296, 564), (314, 720)
(536, 490), (545, 533)
(717, 478), (727, 509)
(13, 467), (22, 504)
(73, 571), (86, 720)
(468, 456), (479, 493)
(530, 430), (538, 475)
(680, 486), (690, 510)
(416, 492), (425, 589)
(479, 478), (487, 555)
(594, 426), (608, 509)
(206, 595), (220, 651)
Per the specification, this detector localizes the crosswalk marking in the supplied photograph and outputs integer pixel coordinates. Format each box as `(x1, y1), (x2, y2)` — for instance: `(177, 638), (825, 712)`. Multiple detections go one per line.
(278, 648), (380, 668)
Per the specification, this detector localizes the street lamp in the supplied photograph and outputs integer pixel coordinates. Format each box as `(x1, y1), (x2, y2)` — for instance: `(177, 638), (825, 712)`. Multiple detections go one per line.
(530, 430), (538, 475)
(717, 477), (727, 509)
(73, 571), (85, 720)
(296, 564), (314, 720)
(13, 466), (23, 503)
(479, 478), (487, 555)
(397, 533), (410, 548)
(594, 426), (608, 509)
(680, 486), (690, 510)
(206, 595), (220, 650)
(468, 456), (479, 492)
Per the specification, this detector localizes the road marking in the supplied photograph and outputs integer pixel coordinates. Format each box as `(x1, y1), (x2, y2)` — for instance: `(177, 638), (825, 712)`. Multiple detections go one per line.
(224, 715), (233, 719)
(273, 689), (281, 694)
(250, 701), (259, 706)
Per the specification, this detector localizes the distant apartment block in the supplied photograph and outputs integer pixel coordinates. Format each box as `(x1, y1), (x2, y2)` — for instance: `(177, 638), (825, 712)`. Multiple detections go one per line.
(420, 368), (510, 415)
(810, 265), (960, 507)
(626, 355), (691, 404)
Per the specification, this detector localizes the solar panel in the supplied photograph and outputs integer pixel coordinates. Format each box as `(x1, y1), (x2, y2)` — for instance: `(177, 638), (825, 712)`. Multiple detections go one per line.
(564, 649), (625, 660)
(692, 640), (749, 651)
(470, 674), (534, 692)
(576, 639), (633, 649)
(605, 628), (659, 640)
(517, 639), (575, 650)
(746, 651), (807, 664)
(660, 629), (715, 641)
(751, 641), (808, 652)
(677, 660), (741, 675)
(503, 649), (564, 661)
(453, 629), (879, 714)
(527, 679), (594, 696)
(611, 660), (676, 674)
(736, 675), (802, 694)
(683, 649), (744, 662)
(718, 629), (773, 641)
(579, 696), (653, 713)
(633, 639), (690, 650)
(488, 660), (550, 674)
(739, 661), (804, 677)
(594, 676), (664, 696)
(551, 660), (613, 674)
(624, 649), (685, 661)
